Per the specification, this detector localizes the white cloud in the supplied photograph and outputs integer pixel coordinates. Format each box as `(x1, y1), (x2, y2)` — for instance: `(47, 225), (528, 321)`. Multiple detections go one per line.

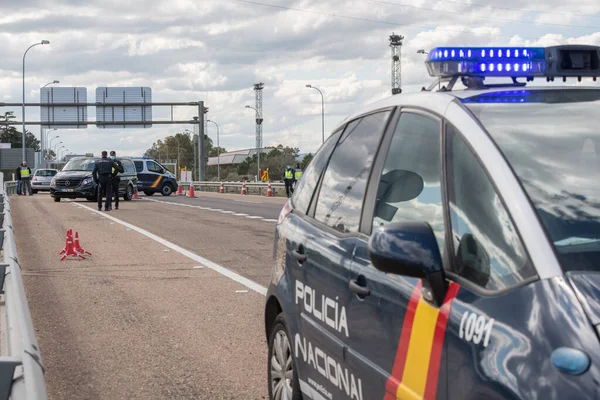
(0, 0), (599, 158)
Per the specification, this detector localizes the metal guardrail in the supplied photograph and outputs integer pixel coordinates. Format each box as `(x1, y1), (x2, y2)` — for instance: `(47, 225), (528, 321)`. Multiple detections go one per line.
(179, 181), (287, 197)
(0, 174), (48, 400)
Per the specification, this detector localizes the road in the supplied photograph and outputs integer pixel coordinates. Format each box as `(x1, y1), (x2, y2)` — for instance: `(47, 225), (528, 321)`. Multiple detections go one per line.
(12, 192), (286, 399)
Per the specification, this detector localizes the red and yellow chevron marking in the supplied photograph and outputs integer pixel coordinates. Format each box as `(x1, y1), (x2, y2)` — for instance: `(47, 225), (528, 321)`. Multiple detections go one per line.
(150, 176), (162, 188)
(384, 281), (460, 400)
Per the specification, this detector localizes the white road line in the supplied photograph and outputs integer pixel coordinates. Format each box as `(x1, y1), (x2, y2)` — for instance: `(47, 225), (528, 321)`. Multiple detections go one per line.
(142, 197), (275, 222)
(74, 203), (268, 296)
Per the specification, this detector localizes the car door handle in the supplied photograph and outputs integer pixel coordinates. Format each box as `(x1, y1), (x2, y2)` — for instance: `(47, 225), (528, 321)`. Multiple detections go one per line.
(349, 279), (370, 297)
(292, 249), (307, 263)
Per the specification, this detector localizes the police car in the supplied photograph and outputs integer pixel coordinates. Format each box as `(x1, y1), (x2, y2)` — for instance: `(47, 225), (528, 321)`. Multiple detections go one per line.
(264, 45), (600, 400)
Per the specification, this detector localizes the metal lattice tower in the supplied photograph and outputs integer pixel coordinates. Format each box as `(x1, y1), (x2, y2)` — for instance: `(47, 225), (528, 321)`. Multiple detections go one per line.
(389, 33), (404, 95)
(253, 82), (264, 177)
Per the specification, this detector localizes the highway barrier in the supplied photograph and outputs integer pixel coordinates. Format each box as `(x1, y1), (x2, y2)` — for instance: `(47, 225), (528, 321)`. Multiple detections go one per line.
(180, 181), (287, 197)
(0, 174), (48, 400)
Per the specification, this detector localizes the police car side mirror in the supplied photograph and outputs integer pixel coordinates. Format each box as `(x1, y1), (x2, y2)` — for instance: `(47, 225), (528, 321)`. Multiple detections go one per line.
(369, 221), (447, 307)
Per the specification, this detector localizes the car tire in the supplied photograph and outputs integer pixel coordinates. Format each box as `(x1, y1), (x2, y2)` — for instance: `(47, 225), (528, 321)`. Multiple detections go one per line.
(123, 184), (134, 201)
(144, 191), (154, 196)
(161, 184), (174, 196)
(267, 314), (302, 400)
(53, 196), (61, 202)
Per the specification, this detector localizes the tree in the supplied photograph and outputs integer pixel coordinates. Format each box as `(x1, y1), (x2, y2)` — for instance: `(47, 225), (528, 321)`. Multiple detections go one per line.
(46, 150), (56, 160)
(0, 126), (40, 152)
(235, 145), (299, 180)
(300, 153), (314, 170)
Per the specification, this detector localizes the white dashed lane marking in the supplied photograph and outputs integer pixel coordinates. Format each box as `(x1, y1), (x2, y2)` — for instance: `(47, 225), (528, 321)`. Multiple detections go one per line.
(141, 198), (278, 223)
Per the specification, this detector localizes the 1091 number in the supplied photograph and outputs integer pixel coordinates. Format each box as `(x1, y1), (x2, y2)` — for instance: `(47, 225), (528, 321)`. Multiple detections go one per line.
(459, 311), (494, 348)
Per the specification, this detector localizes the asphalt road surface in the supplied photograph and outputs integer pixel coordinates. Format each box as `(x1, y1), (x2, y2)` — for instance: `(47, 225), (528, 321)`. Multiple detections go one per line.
(12, 193), (282, 399)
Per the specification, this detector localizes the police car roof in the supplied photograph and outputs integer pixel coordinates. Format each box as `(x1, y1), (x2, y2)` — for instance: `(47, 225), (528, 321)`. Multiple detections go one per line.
(340, 84), (599, 126)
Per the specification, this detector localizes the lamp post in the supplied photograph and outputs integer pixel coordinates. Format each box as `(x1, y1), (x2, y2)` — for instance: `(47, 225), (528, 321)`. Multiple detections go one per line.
(59, 147), (68, 160)
(42, 80), (59, 88)
(207, 119), (221, 182)
(306, 84), (325, 144)
(57, 146), (65, 161)
(22, 40), (50, 163)
(245, 105), (262, 179)
(172, 137), (180, 179)
(43, 127), (57, 166)
(53, 141), (63, 155)
(49, 136), (60, 159)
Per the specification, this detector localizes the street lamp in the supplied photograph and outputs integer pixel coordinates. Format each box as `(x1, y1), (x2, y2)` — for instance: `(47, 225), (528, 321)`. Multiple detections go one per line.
(53, 141), (63, 154)
(172, 136), (180, 179)
(22, 40), (50, 163)
(59, 147), (68, 160)
(43, 127), (57, 166)
(306, 84), (325, 144)
(417, 49), (429, 55)
(207, 119), (221, 182)
(42, 80), (59, 88)
(245, 105), (262, 179)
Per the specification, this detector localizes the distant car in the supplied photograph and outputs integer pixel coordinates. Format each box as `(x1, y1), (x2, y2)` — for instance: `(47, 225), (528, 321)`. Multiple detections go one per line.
(31, 169), (58, 193)
(50, 156), (138, 203)
(130, 157), (178, 196)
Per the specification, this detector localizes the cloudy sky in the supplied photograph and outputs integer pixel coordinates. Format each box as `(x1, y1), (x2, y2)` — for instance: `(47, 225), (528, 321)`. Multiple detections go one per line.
(2, 0), (600, 158)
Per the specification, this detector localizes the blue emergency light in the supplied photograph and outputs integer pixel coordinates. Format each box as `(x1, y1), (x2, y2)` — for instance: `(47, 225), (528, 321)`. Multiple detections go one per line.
(426, 45), (600, 80)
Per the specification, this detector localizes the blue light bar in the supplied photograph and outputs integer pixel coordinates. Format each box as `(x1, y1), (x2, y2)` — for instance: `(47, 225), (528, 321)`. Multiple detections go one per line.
(426, 47), (546, 78)
(425, 45), (600, 80)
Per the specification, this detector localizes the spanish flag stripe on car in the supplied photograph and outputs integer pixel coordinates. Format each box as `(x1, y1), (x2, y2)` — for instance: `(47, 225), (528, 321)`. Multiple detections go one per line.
(151, 176), (162, 188)
(384, 281), (460, 400)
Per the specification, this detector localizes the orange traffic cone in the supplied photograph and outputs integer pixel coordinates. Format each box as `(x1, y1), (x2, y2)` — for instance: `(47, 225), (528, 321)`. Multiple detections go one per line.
(241, 181), (247, 195)
(266, 181), (273, 197)
(73, 232), (92, 256)
(59, 229), (73, 255)
(60, 230), (85, 261)
(132, 188), (140, 199)
(187, 184), (196, 197)
(219, 182), (225, 194)
(176, 185), (183, 196)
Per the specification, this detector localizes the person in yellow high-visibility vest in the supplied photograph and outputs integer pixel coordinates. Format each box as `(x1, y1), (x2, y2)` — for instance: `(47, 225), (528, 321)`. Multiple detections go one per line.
(293, 163), (303, 189)
(284, 165), (295, 198)
(19, 161), (33, 196)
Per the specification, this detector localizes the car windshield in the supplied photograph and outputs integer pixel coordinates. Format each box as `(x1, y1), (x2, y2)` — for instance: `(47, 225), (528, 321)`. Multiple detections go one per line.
(464, 89), (600, 273)
(35, 170), (57, 177)
(62, 158), (98, 172)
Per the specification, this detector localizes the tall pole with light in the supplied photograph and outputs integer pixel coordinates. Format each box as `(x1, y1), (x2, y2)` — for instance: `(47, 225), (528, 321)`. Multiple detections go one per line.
(207, 119), (221, 182)
(306, 84), (325, 144)
(22, 40), (50, 163)
(245, 104), (262, 179)
(53, 141), (63, 155)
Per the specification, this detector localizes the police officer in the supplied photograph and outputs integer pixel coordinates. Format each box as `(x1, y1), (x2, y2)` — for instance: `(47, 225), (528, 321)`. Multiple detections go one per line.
(109, 151), (124, 210)
(93, 151), (115, 211)
(284, 164), (295, 198)
(19, 162), (33, 196)
(294, 163), (303, 188)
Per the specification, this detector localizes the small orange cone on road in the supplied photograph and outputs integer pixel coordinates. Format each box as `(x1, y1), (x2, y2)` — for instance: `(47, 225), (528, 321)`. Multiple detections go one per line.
(59, 229), (73, 255)
(241, 181), (247, 196)
(132, 189), (140, 199)
(219, 182), (225, 194)
(266, 180), (273, 197)
(176, 185), (183, 196)
(187, 184), (196, 197)
(73, 232), (92, 256)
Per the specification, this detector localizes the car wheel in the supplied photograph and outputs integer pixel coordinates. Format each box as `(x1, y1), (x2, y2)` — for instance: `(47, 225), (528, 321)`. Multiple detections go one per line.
(161, 184), (173, 196)
(144, 191), (155, 196)
(53, 196), (61, 202)
(123, 185), (134, 201)
(268, 314), (302, 400)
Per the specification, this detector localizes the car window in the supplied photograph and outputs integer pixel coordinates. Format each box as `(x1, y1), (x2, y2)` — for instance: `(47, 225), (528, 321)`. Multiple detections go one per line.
(372, 113), (445, 251)
(134, 161), (144, 173)
(447, 124), (537, 291)
(34, 170), (57, 177)
(314, 111), (390, 233)
(146, 161), (163, 173)
(291, 129), (342, 214)
(121, 160), (136, 174)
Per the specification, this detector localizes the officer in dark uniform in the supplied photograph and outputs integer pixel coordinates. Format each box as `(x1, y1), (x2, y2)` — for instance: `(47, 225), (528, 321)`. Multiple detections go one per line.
(93, 151), (115, 211)
(109, 151), (125, 210)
